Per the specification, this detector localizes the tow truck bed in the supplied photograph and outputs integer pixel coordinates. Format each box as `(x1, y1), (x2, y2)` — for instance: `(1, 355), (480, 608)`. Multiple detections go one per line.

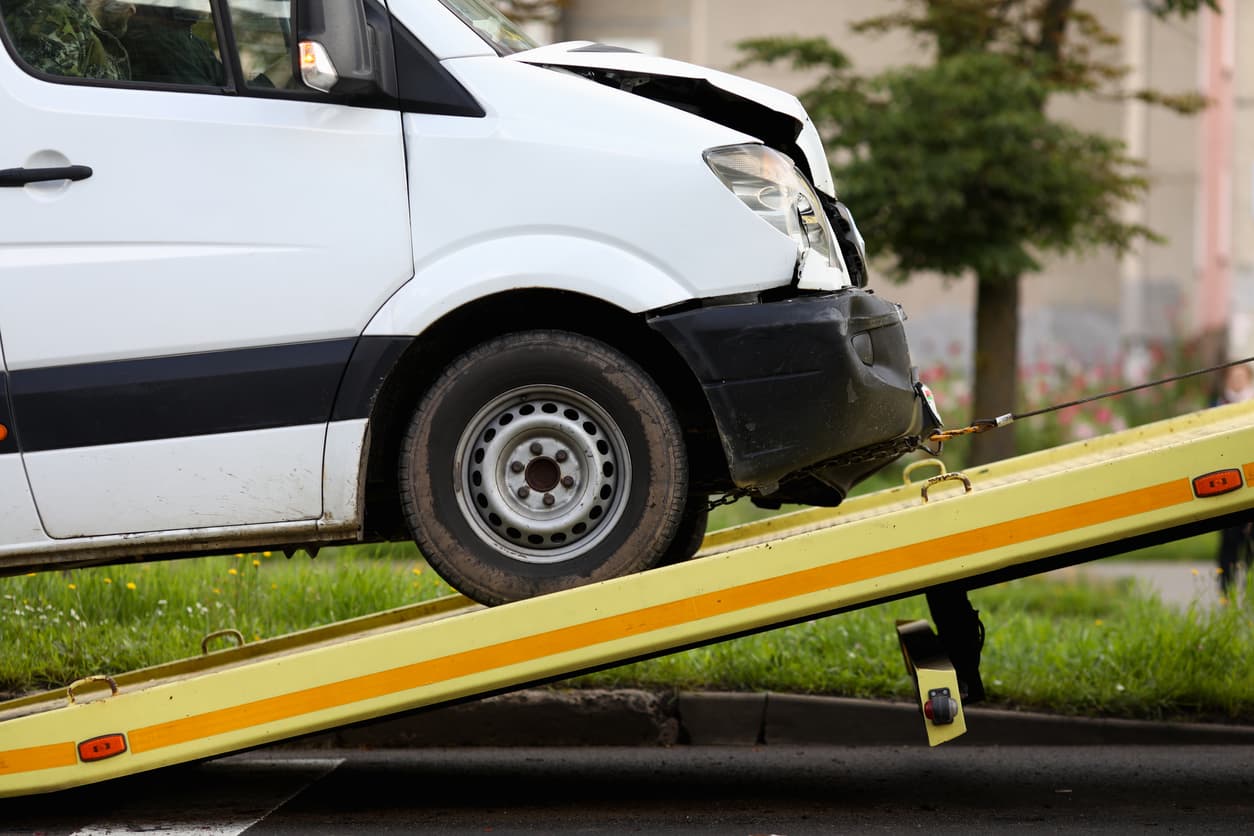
(2, 401), (1251, 796)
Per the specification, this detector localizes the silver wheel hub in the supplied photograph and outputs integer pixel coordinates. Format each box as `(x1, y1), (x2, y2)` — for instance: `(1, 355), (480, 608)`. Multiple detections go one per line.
(455, 386), (631, 564)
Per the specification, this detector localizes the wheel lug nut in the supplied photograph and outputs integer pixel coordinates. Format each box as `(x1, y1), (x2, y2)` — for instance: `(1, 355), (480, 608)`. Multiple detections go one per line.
(555, 450), (568, 463)
(543, 493), (555, 506)
(561, 476), (575, 488)
(517, 486), (530, 499)
(510, 461), (525, 474)
(529, 442), (543, 455)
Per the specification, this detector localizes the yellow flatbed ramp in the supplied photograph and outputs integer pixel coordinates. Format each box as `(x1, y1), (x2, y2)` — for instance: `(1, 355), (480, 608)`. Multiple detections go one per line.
(2, 402), (1251, 796)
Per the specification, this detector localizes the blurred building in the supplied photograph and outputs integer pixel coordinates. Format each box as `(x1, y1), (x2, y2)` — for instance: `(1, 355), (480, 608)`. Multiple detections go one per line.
(545, 1), (1252, 373)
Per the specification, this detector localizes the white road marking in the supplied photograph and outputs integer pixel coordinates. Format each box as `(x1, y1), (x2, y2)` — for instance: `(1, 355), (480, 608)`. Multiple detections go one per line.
(69, 757), (343, 835)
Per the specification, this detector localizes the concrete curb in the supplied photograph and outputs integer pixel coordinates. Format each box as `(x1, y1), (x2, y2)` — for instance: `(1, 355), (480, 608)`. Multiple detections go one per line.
(290, 689), (1254, 749)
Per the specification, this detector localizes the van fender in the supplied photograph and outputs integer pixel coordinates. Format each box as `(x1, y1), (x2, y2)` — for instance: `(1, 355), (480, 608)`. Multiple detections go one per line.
(362, 232), (697, 338)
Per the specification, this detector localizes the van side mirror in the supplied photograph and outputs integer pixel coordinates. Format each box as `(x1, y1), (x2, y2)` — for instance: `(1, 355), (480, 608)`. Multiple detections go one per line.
(294, 0), (381, 94)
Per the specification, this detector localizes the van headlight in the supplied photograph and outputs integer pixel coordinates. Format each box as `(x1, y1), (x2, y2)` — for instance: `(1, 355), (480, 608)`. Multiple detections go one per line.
(704, 143), (849, 289)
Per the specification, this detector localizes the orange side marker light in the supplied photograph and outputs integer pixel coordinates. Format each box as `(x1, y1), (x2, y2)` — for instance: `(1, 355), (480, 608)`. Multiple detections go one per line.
(78, 734), (127, 763)
(1192, 469), (1243, 498)
(0, 423), (8, 442)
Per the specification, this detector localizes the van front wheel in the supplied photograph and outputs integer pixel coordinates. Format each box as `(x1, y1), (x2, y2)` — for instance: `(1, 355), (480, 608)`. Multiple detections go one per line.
(399, 330), (688, 606)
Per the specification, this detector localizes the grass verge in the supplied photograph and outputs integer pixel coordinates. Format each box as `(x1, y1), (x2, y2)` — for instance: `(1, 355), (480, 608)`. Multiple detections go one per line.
(4, 538), (1250, 723)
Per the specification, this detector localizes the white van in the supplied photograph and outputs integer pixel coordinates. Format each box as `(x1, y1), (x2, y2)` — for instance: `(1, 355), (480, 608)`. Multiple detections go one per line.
(0, 0), (940, 604)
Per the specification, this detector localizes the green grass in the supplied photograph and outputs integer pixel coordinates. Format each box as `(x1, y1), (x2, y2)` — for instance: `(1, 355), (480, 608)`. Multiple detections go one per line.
(0, 545), (447, 694)
(3, 542), (1251, 723)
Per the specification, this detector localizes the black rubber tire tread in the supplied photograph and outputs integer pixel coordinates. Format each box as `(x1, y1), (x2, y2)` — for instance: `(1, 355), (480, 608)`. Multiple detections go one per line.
(659, 497), (709, 566)
(398, 330), (688, 606)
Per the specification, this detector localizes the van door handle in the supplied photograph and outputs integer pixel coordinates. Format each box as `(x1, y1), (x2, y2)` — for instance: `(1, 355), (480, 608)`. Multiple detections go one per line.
(0, 165), (93, 187)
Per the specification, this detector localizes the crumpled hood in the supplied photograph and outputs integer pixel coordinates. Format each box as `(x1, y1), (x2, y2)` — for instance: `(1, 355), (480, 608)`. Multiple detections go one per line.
(510, 41), (836, 198)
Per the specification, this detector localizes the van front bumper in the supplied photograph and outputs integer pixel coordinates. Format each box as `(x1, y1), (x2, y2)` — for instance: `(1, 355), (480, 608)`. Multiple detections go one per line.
(648, 288), (936, 504)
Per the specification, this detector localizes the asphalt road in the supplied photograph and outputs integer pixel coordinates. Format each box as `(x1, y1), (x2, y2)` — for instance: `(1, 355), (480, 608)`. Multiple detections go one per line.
(4, 745), (1253, 834)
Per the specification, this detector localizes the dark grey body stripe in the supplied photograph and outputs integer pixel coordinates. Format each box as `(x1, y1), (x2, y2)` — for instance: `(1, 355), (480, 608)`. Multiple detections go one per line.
(8, 336), (411, 453)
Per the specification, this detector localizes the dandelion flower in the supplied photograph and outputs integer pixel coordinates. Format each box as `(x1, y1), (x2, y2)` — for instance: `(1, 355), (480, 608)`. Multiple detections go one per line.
(228, 568), (238, 576)
(67, 583), (76, 590)
(103, 578), (113, 584)
(126, 582), (136, 590)
(271, 583), (278, 590)
(262, 551), (272, 558)
(412, 567), (422, 575)
(1191, 568), (1199, 576)
(1094, 619), (1103, 627)
(253, 560), (261, 568)
(213, 587), (221, 594)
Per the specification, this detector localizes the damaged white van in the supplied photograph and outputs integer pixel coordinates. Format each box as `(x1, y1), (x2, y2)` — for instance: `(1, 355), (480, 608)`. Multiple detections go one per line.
(0, 0), (940, 604)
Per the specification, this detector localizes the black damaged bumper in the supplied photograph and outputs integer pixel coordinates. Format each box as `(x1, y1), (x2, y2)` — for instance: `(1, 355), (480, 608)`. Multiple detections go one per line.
(649, 288), (935, 504)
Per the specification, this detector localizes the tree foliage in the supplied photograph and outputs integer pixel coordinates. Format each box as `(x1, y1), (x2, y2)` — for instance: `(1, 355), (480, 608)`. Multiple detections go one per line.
(739, 2), (1205, 283)
(739, 0), (1210, 463)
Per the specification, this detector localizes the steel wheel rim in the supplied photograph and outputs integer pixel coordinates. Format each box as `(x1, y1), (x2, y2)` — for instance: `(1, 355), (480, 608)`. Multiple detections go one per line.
(454, 385), (632, 564)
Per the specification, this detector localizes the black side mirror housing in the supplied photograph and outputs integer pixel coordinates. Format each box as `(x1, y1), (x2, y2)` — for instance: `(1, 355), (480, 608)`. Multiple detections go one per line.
(294, 0), (390, 96)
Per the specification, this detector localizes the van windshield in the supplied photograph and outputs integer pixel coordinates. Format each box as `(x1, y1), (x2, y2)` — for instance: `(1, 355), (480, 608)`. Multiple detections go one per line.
(438, 0), (537, 56)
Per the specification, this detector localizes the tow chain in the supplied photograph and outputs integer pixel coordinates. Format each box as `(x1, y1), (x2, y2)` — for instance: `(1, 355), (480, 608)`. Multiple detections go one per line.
(705, 354), (1253, 511)
(706, 491), (749, 512)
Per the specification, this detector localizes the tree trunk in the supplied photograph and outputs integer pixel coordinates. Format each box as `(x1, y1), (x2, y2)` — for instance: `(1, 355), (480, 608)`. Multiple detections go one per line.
(968, 273), (1020, 466)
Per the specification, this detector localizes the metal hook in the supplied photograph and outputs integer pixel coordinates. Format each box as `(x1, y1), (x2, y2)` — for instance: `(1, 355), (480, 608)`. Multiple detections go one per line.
(201, 628), (245, 655)
(921, 472), (973, 503)
(67, 674), (119, 705)
(903, 458), (947, 485)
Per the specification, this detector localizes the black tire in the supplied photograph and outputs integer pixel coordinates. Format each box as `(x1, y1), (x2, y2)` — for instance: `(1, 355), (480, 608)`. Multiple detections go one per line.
(398, 330), (688, 606)
(659, 498), (709, 565)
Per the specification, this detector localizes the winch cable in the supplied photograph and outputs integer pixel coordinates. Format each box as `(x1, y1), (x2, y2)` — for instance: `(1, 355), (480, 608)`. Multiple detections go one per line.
(927, 354), (1254, 444)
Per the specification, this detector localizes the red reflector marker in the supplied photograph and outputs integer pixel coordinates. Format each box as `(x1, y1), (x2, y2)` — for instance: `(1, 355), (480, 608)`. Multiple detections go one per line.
(1192, 469), (1244, 498)
(0, 423), (8, 442)
(78, 734), (127, 762)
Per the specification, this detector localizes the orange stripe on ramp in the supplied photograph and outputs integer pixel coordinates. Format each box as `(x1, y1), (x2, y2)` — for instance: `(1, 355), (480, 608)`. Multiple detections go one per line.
(0, 743), (76, 776)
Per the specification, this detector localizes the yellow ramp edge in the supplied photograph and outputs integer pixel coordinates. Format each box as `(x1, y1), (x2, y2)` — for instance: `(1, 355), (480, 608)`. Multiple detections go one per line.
(2, 402), (1252, 796)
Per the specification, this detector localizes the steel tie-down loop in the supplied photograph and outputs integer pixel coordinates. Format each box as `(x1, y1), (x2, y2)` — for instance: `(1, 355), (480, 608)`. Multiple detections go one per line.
(201, 628), (246, 655)
(66, 675), (119, 705)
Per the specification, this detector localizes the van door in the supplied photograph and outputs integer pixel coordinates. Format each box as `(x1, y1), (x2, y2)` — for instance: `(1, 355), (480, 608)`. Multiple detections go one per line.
(0, 0), (413, 538)
(0, 333), (46, 548)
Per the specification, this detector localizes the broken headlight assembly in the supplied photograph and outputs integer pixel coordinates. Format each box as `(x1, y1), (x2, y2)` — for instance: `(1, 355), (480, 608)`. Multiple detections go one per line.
(703, 143), (850, 290)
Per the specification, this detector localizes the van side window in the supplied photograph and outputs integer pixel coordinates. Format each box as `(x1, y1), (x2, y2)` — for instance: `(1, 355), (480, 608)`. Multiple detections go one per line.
(125, 1), (223, 85)
(0, 0), (224, 86)
(226, 0), (296, 91)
